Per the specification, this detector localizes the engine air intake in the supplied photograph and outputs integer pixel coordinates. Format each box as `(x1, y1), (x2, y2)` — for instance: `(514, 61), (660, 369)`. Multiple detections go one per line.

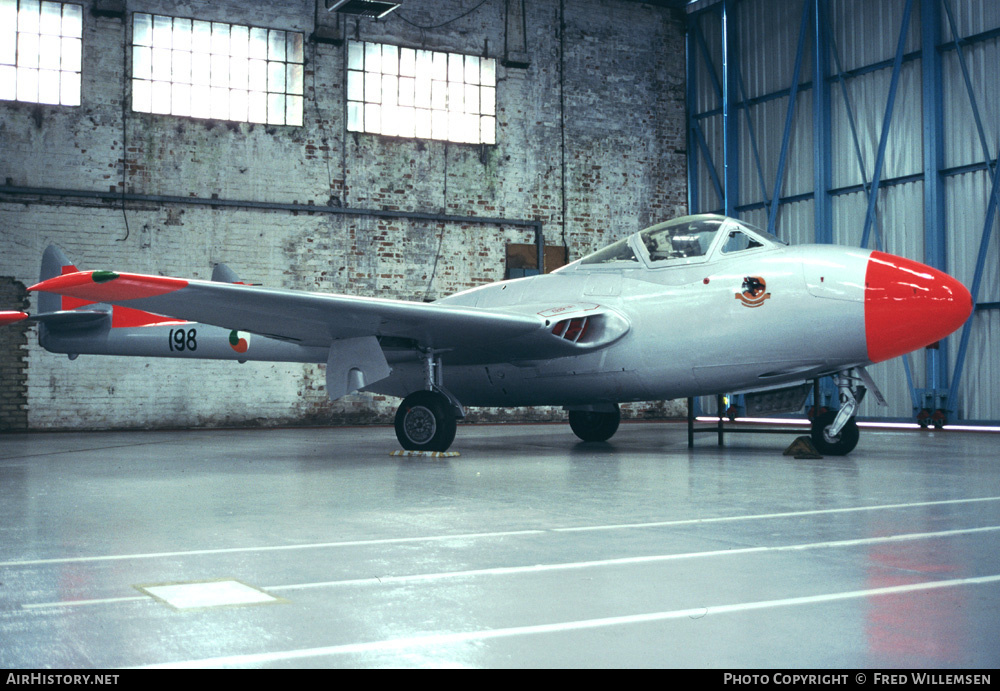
(552, 317), (589, 343)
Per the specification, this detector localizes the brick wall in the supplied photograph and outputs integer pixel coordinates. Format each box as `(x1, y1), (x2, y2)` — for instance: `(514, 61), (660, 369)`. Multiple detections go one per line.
(0, 0), (688, 430)
(0, 278), (29, 431)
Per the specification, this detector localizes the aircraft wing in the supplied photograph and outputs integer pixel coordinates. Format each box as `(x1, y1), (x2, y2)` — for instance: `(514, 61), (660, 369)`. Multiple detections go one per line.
(27, 269), (552, 356)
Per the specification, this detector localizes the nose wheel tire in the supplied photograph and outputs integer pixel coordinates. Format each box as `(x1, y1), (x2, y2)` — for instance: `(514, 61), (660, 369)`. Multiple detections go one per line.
(395, 390), (457, 452)
(568, 405), (621, 442)
(810, 410), (859, 456)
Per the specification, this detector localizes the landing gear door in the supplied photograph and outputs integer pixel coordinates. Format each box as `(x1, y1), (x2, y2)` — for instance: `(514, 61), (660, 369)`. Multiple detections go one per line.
(326, 336), (391, 400)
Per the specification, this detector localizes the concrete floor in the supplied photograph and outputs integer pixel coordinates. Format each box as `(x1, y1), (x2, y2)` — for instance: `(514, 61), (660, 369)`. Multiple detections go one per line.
(1, 421), (998, 669)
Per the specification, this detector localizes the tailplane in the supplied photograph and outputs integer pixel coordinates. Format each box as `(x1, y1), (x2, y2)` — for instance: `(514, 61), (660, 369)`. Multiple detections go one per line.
(0, 246), (108, 332)
(35, 246), (111, 333)
(5, 248), (320, 364)
(35, 245), (187, 331)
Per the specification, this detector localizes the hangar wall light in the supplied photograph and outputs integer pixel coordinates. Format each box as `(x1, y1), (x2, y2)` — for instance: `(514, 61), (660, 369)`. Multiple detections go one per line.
(327, 0), (400, 19)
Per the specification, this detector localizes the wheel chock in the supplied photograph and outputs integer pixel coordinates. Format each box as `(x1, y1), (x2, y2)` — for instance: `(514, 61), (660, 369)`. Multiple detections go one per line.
(783, 436), (823, 459)
(390, 450), (460, 458)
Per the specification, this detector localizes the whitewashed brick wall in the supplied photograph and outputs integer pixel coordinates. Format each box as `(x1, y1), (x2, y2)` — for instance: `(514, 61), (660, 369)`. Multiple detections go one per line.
(0, 0), (688, 430)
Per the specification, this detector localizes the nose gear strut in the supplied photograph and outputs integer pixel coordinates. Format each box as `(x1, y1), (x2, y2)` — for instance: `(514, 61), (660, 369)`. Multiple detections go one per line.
(810, 368), (883, 455)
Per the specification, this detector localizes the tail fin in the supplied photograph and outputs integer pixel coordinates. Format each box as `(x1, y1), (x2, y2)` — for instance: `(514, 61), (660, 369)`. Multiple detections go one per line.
(39, 245), (78, 314)
(1, 246), (100, 331)
(33, 247), (109, 346)
(212, 262), (242, 283)
(35, 246), (184, 331)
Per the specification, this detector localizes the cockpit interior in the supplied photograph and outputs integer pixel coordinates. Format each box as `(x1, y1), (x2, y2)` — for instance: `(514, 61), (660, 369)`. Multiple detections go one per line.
(571, 214), (786, 270)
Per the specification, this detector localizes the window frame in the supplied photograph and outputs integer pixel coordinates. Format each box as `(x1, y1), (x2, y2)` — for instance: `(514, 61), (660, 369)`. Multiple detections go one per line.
(346, 40), (497, 145)
(129, 11), (305, 127)
(0, 0), (83, 107)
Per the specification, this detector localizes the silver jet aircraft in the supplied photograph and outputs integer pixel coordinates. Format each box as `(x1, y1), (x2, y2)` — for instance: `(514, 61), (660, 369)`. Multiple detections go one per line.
(0, 215), (973, 455)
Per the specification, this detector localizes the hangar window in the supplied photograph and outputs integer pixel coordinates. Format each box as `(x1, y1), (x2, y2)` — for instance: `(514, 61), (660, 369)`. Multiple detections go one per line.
(346, 41), (496, 145)
(0, 0), (83, 106)
(130, 13), (304, 126)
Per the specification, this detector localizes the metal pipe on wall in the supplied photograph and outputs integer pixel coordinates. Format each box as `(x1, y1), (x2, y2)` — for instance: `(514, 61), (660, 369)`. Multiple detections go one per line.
(0, 184), (547, 277)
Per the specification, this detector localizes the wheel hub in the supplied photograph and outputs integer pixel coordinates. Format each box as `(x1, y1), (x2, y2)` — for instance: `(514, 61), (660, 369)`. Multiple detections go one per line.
(823, 426), (840, 445)
(403, 405), (437, 444)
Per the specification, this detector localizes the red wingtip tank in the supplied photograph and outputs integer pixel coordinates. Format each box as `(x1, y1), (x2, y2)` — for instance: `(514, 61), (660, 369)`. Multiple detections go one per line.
(0, 311), (30, 326)
(28, 270), (189, 302)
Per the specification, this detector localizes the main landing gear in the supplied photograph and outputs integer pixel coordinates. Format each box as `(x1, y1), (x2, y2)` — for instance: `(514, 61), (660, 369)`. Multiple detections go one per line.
(567, 403), (621, 442)
(395, 390), (457, 452)
(810, 369), (871, 455)
(394, 352), (464, 452)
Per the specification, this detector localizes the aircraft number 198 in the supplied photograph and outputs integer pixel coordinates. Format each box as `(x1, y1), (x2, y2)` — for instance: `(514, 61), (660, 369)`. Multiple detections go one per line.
(168, 328), (197, 352)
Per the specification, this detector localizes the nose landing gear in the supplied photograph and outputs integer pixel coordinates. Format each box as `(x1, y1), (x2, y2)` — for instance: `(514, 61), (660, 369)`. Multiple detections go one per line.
(811, 409), (860, 456)
(809, 368), (882, 455)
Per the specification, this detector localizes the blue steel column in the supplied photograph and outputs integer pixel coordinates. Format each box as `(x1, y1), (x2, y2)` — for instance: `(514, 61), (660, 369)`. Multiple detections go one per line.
(720, 0), (740, 419)
(687, 15), (698, 213)
(689, 8), (726, 214)
(947, 148), (1000, 415)
(722, 0), (739, 218)
(812, 0), (835, 411)
(920, 0), (949, 417)
(942, 0), (999, 420)
(813, 0), (832, 245)
(691, 8), (727, 210)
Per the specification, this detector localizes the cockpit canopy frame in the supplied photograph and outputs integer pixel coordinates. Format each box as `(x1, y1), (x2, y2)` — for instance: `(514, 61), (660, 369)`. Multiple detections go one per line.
(573, 214), (786, 271)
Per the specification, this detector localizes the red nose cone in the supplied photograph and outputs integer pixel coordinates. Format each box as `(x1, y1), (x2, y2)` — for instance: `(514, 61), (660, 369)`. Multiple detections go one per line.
(864, 251), (973, 363)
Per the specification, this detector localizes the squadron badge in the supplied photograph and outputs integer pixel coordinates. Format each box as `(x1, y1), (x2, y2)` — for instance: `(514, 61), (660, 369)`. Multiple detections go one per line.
(735, 276), (771, 308)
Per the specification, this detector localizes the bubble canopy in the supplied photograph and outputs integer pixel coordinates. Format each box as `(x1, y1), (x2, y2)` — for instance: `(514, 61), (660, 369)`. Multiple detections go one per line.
(575, 215), (786, 268)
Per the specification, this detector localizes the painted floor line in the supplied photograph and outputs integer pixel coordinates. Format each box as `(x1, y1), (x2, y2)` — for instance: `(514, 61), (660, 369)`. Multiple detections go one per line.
(5, 496), (998, 569)
(0, 439), (180, 462)
(133, 573), (1000, 668)
(22, 596), (147, 609)
(552, 496), (1000, 533)
(266, 524), (1000, 591)
(6, 495), (999, 569)
(23, 524), (1000, 610)
(0, 529), (547, 568)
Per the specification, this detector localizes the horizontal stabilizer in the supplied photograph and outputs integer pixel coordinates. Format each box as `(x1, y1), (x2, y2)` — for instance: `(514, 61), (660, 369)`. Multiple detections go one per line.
(31, 309), (110, 329)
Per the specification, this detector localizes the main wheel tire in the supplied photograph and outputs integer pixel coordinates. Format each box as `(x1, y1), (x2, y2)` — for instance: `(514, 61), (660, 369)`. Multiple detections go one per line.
(810, 409), (859, 456)
(568, 405), (621, 442)
(395, 391), (457, 452)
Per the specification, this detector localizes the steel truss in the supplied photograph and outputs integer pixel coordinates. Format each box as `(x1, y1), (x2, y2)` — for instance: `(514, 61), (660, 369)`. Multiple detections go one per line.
(686, 0), (999, 424)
